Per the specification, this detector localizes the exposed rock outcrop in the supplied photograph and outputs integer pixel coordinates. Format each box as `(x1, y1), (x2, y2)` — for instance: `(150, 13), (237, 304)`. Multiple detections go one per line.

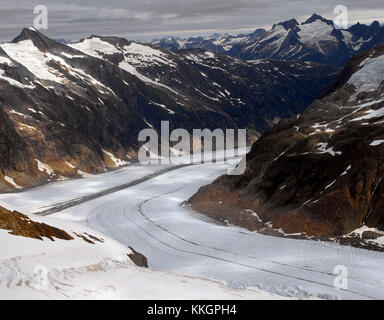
(0, 206), (73, 241)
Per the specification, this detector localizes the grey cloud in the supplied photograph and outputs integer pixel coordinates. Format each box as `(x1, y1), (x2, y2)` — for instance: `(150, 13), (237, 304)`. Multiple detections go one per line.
(0, 0), (383, 42)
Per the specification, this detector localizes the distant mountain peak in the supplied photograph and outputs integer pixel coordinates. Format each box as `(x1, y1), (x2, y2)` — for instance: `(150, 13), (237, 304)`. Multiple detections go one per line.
(10, 27), (60, 53)
(273, 18), (299, 31)
(11, 27), (82, 57)
(12, 27), (40, 42)
(369, 20), (381, 30)
(303, 13), (333, 25)
(153, 14), (384, 67)
(211, 33), (222, 38)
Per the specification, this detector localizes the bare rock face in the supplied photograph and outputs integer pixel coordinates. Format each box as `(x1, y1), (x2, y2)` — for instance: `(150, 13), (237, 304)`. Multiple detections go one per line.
(0, 28), (338, 191)
(190, 42), (384, 237)
(128, 247), (148, 268)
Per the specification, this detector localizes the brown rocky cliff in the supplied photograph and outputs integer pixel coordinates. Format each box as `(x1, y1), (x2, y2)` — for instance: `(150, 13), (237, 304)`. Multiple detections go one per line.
(190, 42), (384, 237)
(0, 206), (73, 241)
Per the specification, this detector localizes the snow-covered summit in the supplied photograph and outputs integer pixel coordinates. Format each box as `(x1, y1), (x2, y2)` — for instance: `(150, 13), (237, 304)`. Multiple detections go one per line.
(153, 14), (384, 66)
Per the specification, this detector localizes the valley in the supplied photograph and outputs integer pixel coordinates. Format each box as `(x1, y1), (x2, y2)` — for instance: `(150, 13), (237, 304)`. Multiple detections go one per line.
(0, 7), (383, 302)
(0, 155), (383, 299)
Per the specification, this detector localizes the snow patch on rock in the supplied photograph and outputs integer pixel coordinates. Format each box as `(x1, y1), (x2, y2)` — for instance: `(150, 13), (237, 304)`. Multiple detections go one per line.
(4, 176), (22, 189)
(35, 159), (54, 176)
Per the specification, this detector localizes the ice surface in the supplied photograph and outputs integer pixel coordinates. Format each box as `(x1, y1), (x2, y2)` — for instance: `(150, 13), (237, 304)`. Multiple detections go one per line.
(0, 153), (383, 299)
(0, 191), (281, 299)
(348, 55), (384, 96)
(298, 20), (336, 54)
(1, 40), (65, 83)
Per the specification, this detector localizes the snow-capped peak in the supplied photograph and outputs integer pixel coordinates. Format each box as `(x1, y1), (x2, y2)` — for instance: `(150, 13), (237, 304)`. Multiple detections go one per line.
(69, 36), (122, 58)
(153, 13), (384, 67)
(303, 13), (334, 26)
(273, 18), (299, 31)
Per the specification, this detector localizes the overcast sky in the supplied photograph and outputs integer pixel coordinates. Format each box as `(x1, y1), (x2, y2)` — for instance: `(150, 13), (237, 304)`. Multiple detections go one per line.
(0, 0), (383, 42)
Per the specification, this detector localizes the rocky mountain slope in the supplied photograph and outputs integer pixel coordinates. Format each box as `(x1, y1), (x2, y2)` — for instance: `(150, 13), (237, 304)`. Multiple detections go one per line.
(0, 28), (338, 191)
(69, 35), (339, 133)
(189, 42), (384, 243)
(154, 14), (384, 67)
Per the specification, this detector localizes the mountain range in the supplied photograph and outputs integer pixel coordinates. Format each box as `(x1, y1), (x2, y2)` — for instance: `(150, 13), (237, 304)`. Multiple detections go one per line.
(0, 28), (338, 191)
(153, 14), (384, 66)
